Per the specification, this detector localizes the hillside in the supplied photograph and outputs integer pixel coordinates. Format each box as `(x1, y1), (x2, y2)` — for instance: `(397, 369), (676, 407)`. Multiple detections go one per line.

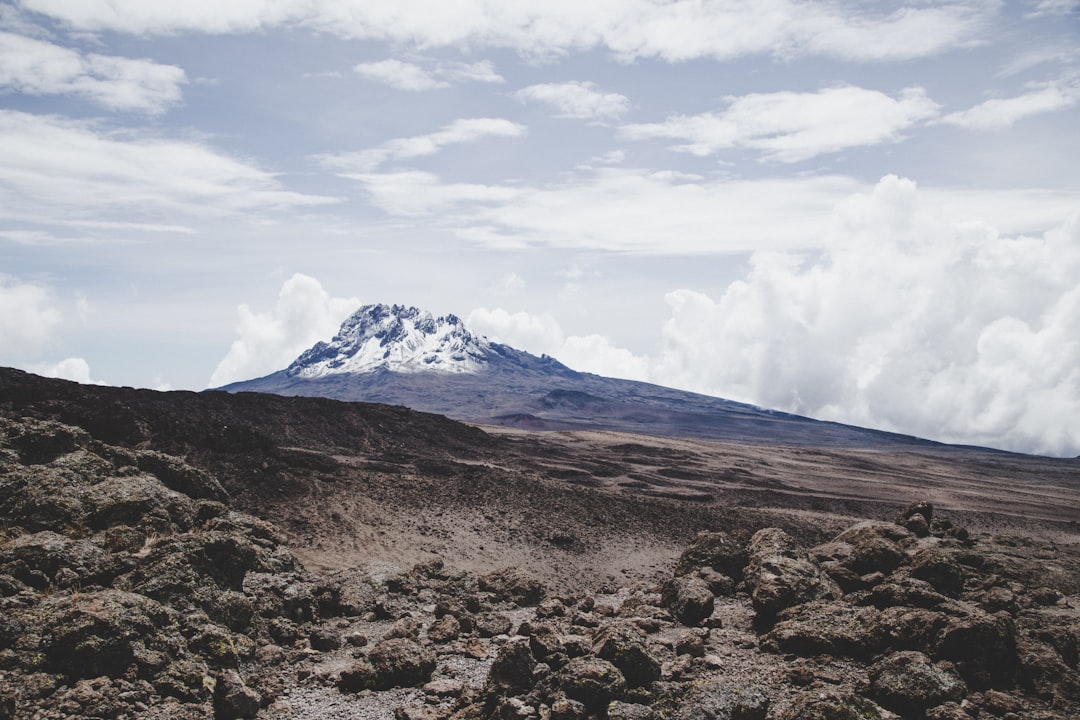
(1, 369), (1079, 719)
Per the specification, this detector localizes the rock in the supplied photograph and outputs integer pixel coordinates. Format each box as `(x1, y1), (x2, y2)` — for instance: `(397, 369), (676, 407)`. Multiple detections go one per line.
(897, 502), (934, 530)
(309, 626), (341, 651)
(675, 631), (706, 657)
(479, 567), (545, 606)
(674, 531), (749, 580)
(550, 697), (587, 720)
(366, 637), (437, 689)
(338, 660), (377, 693)
(909, 548), (965, 596)
(764, 600), (885, 659)
(0, 530), (121, 589)
(779, 689), (898, 720)
(490, 697), (539, 720)
(557, 658), (626, 711)
(660, 575), (714, 627)
(813, 521), (909, 576)
(744, 528), (840, 623)
(673, 679), (768, 720)
(869, 650), (967, 716)
(876, 607), (949, 652)
(34, 589), (184, 681)
(607, 700), (655, 720)
(427, 614), (460, 643)
(135, 451), (229, 502)
(1, 418), (88, 465)
(476, 612), (514, 637)
(935, 609), (1018, 689)
(484, 640), (536, 698)
(592, 624), (661, 688)
(212, 669), (260, 720)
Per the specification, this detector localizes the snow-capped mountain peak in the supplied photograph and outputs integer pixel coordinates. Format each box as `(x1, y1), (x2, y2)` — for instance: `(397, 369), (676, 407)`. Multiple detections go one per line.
(286, 304), (492, 378)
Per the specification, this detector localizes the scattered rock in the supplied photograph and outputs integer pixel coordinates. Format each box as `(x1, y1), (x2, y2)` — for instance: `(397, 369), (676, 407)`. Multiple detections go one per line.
(745, 528), (841, 623)
(869, 650), (967, 716)
(660, 575), (714, 627)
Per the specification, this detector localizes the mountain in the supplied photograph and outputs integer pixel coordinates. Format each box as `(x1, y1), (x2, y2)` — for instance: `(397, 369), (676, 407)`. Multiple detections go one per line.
(222, 303), (949, 450)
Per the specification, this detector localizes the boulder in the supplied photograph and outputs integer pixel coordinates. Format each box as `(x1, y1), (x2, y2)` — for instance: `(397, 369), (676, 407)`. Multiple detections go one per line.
(212, 669), (260, 720)
(745, 528), (840, 622)
(813, 521), (909, 576)
(557, 658), (626, 711)
(660, 575), (714, 627)
(869, 650), (967, 716)
(484, 640), (536, 698)
(779, 689), (898, 720)
(674, 531), (749, 580)
(592, 624), (661, 688)
(480, 567), (545, 606)
(764, 600), (885, 659)
(367, 638), (437, 689)
(673, 679), (768, 720)
(908, 548), (965, 597)
(934, 609), (1018, 689)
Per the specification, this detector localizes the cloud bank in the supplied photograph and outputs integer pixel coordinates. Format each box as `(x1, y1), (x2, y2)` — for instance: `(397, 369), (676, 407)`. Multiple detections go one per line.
(473, 177), (1080, 456)
(209, 274), (359, 387)
(20, 1), (988, 63)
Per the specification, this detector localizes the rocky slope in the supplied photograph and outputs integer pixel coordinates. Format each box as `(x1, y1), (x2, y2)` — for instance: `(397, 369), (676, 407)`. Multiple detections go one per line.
(1, 415), (1078, 720)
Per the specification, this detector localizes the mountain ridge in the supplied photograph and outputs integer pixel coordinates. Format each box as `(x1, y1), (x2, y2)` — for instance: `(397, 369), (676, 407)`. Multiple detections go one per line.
(222, 303), (974, 452)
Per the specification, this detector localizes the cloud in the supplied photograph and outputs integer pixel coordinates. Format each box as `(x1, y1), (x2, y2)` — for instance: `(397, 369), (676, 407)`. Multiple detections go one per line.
(0, 31), (187, 113)
(620, 86), (940, 162)
(353, 58), (504, 91)
(25, 357), (105, 385)
(353, 59), (448, 91)
(0, 110), (337, 226)
(0, 275), (61, 356)
(209, 273), (360, 387)
(939, 84), (1080, 130)
(314, 117), (526, 172)
(20, 1), (988, 63)
(513, 81), (630, 120)
(344, 166), (1079, 255)
(341, 170), (522, 217)
(467, 307), (648, 380)
(648, 176), (1080, 456)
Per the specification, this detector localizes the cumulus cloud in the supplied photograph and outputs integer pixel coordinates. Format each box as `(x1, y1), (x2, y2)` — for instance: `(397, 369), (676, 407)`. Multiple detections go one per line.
(0, 31), (187, 113)
(939, 84), (1080, 130)
(0, 274), (61, 356)
(353, 58), (503, 90)
(649, 176), (1080, 456)
(209, 274), (360, 387)
(513, 81), (630, 120)
(621, 86), (940, 162)
(0, 110), (337, 225)
(314, 118), (526, 172)
(467, 307), (649, 380)
(19, 1), (987, 63)
(25, 357), (105, 384)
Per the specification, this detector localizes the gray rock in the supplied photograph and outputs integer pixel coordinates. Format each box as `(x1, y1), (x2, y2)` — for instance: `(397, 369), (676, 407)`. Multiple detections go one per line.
(745, 528), (840, 622)
(869, 651), (967, 716)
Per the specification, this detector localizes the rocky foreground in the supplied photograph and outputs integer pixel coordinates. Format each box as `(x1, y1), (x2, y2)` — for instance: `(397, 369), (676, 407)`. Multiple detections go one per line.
(1, 416), (1078, 720)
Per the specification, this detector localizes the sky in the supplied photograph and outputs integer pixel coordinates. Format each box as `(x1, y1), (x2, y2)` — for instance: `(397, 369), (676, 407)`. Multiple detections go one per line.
(1, 1), (1079, 457)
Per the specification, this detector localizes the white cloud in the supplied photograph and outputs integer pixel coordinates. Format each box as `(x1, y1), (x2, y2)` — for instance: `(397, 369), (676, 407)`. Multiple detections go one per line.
(314, 117), (526, 172)
(342, 170), (522, 217)
(0, 31), (187, 113)
(19, 1), (987, 63)
(467, 307), (648, 380)
(939, 84), (1080, 130)
(620, 86), (940, 162)
(0, 275), (61, 356)
(25, 357), (105, 385)
(0, 110), (337, 225)
(648, 176), (1080, 456)
(352, 58), (504, 91)
(353, 59), (447, 91)
(513, 81), (630, 120)
(344, 167), (1080, 255)
(209, 273), (360, 387)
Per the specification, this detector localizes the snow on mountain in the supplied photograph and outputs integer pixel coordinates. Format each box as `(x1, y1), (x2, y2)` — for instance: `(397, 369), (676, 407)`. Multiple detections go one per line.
(286, 303), (493, 378)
